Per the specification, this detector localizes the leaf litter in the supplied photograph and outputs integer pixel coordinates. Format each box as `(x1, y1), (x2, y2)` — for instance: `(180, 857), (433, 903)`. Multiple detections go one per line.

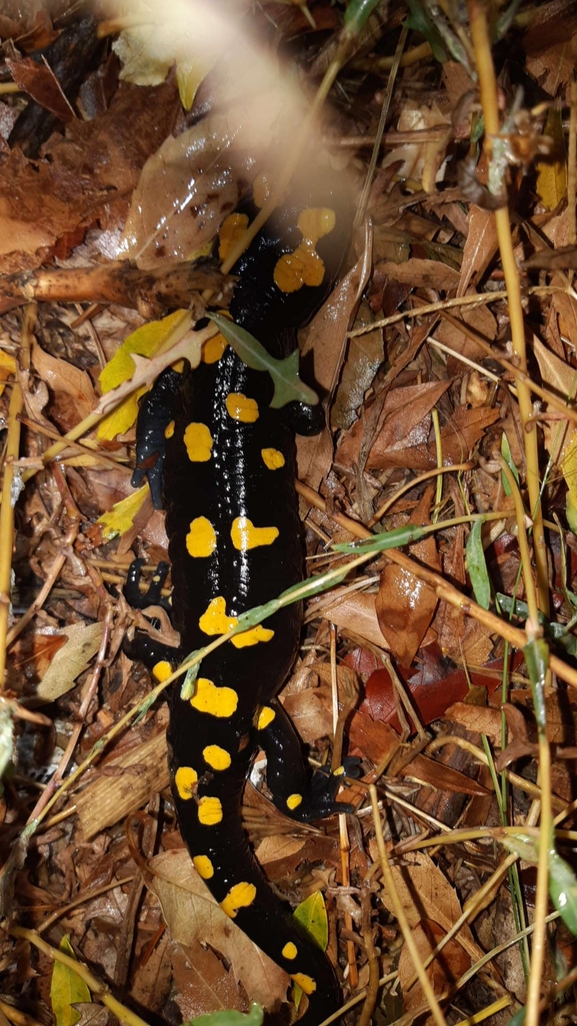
(2, 2), (577, 1026)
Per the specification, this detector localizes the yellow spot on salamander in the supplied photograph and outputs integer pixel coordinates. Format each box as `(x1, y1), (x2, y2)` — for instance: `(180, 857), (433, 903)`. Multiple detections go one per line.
(186, 516), (217, 558)
(291, 973), (317, 995)
(273, 207), (336, 294)
(202, 333), (227, 364)
(257, 706), (276, 730)
(225, 393), (259, 423)
(286, 794), (302, 811)
(184, 422), (213, 462)
(190, 677), (239, 718)
(333, 765), (346, 776)
(164, 420), (175, 439)
(282, 942), (298, 960)
(199, 596), (238, 635)
(230, 516), (279, 551)
(261, 447), (285, 470)
(174, 766), (198, 800)
(198, 796), (223, 825)
(220, 881), (257, 918)
(198, 596), (273, 647)
(203, 744), (232, 771)
(152, 660), (172, 682)
(193, 855), (214, 879)
(232, 624), (274, 648)
(218, 212), (249, 262)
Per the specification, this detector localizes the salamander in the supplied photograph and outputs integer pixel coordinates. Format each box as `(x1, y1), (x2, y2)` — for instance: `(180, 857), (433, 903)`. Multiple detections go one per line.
(126, 171), (352, 1025)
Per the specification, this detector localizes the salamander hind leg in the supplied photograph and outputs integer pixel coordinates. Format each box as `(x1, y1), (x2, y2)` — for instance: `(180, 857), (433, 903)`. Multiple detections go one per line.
(123, 558), (180, 681)
(256, 699), (356, 822)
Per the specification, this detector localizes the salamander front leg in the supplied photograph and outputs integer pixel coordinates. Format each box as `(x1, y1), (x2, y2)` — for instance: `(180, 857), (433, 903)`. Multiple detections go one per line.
(132, 367), (182, 509)
(256, 699), (356, 823)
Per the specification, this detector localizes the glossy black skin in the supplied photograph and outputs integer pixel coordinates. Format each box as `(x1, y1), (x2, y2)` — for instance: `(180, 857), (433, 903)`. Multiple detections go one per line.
(129, 177), (351, 1025)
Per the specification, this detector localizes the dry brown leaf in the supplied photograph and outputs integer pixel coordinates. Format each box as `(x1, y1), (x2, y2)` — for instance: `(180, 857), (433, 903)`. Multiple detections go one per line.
(307, 589), (385, 648)
(380, 851), (483, 962)
(130, 931), (173, 1013)
(331, 302), (384, 431)
(297, 427), (334, 495)
(256, 833), (341, 881)
(434, 300), (496, 365)
(31, 341), (97, 425)
(149, 849), (290, 1012)
(0, 80), (180, 273)
(5, 54), (74, 121)
(347, 709), (400, 764)
(457, 206), (498, 296)
(173, 941), (245, 1020)
(398, 920), (471, 1011)
(301, 249), (370, 396)
(376, 487), (440, 667)
(532, 334), (575, 462)
(282, 686), (334, 744)
(76, 729), (170, 839)
(443, 702), (503, 745)
(36, 621), (103, 703)
(439, 404), (501, 464)
(402, 753), (490, 796)
(336, 380), (450, 473)
(376, 258), (460, 291)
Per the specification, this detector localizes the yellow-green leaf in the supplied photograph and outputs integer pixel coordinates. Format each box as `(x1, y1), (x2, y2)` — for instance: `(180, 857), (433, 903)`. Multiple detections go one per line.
(536, 107), (566, 211)
(98, 310), (187, 441)
(293, 891), (328, 951)
(97, 484), (150, 541)
(50, 935), (91, 1026)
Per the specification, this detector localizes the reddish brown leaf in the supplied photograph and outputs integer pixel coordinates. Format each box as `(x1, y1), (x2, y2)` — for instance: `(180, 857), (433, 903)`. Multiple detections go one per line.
(376, 486), (440, 667)
(6, 55), (74, 121)
(402, 753), (490, 796)
(336, 380), (450, 473)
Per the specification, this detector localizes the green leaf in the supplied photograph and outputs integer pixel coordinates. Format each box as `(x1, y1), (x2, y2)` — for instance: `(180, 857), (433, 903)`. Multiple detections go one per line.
(549, 850), (577, 935)
(293, 892), (329, 952)
(405, 0), (447, 62)
(500, 434), (519, 497)
(187, 1002), (264, 1026)
(506, 1008), (526, 1026)
(499, 831), (538, 864)
(209, 314), (318, 409)
(50, 936), (91, 1026)
(466, 519), (491, 610)
(332, 522), (429, 554)
(344, 0), (384, 34)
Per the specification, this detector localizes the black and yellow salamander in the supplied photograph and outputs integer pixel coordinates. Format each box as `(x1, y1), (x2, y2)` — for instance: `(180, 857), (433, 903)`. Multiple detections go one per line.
(126, 171), (352, 1025)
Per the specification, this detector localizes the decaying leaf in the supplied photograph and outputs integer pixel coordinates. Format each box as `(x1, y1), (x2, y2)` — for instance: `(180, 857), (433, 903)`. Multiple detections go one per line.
(36, 622), (104, 703)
